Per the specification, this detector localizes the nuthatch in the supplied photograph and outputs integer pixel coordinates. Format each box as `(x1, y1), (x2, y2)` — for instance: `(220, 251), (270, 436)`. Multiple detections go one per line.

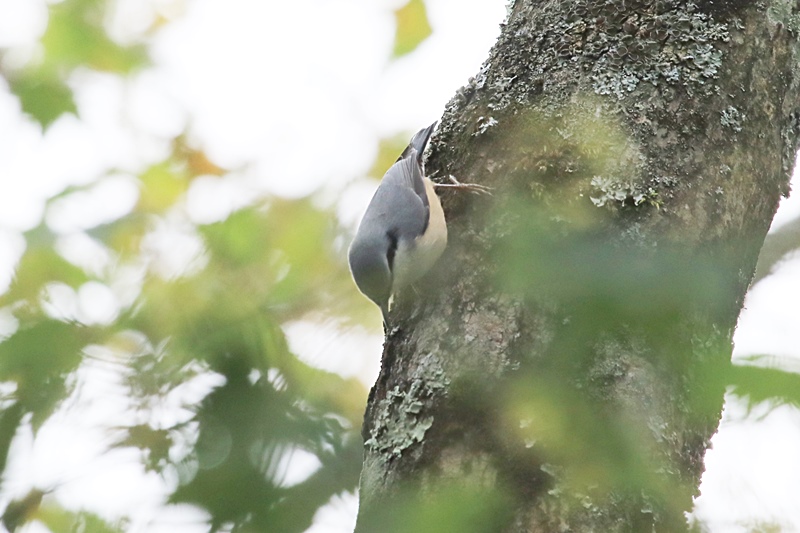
(348, 123), (489, 327)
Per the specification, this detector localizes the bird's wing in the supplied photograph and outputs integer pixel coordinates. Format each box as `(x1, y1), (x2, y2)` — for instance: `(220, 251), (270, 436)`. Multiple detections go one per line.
(382, 154), (430, 230)
(362, 180), (428, 244)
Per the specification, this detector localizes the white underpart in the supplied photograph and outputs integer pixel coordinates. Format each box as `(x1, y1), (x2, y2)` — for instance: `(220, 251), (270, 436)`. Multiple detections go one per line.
(391, 177), (448, 292)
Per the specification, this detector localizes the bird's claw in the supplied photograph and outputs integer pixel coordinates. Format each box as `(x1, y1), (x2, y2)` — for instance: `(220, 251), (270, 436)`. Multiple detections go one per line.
(434, 174), (493, 196)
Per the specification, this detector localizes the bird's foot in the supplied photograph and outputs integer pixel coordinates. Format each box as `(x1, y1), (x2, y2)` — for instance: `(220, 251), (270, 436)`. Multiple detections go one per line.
(434, 174), (492, 195)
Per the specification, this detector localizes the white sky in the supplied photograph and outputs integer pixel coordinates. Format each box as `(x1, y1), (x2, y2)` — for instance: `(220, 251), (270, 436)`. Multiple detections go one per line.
(0, 0), (799, 532)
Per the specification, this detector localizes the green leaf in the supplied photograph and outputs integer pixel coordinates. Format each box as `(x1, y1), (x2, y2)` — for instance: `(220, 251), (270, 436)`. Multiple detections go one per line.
(113, 424), (173, 472)
(37, 504), (123, 533)
(42, 0), (147, 73)
(0, 403), (24, 481)
(0, 319), (89, 429)
(393, 0), (432, 58)
(1, 243), (89, 306)
(200, 208), (265, 267)
(6, 0), (149, 127)
(138, 161), (190, 213)
(7, 70), (77, 128)
(169, 358), (360, 531)
(257, 435), (363, 533)
(1, 489), (45, 532)
(728, 357), (800, 409)
(85, 212), (149, 257)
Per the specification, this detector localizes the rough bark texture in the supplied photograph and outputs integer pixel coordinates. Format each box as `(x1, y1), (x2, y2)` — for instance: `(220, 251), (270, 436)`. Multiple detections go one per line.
(357, 1), (800, 531)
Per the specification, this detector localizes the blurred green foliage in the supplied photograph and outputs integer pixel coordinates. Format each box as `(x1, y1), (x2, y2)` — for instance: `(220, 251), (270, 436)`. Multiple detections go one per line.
(358, 483), (513, 533)
(0, 162), (367, 533)
(5, 0), (147, 127)
(393, 0), (432, 58)
(728, 356), (800, 410)
(41, 0), (146, 72)
(35, 502), (122, 533)
(0, 1), (372, 531)
(7, 73), (77, 128)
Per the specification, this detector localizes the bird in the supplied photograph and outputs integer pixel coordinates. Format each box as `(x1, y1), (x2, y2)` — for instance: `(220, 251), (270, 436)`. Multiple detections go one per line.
(348, 122), (490, 329)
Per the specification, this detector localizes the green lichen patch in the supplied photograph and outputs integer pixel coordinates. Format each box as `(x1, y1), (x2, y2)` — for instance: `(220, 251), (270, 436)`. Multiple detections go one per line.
(479, 0), (736, 112)
(590, 176), (660, 208)
(767, 0), (800, 35)
(585, 2), (731, 99)
(719, 105), (745, 132)
(364, 358), (450, 458)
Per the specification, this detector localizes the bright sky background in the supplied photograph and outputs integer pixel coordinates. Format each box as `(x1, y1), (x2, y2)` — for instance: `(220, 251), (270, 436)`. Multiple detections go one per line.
(1, 0), (800, 532)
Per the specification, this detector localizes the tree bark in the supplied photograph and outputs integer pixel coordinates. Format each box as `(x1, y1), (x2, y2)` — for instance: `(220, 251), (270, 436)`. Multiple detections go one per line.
(357, 1), (800, 531)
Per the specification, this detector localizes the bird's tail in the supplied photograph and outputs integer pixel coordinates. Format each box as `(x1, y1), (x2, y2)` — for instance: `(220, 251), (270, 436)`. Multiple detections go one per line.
(399, 122), (437, 164)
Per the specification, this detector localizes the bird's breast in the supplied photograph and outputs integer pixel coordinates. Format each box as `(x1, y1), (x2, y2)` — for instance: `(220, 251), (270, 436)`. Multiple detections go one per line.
(391, 177), (448, 291)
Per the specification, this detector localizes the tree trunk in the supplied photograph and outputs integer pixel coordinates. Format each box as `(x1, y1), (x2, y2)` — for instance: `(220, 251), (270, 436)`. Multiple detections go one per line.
(356, 1), (800, 531)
